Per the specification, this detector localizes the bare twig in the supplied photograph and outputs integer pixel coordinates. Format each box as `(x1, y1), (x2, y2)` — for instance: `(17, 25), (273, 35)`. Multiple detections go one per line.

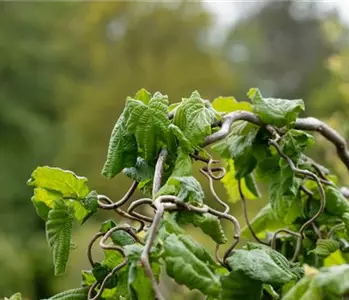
(238, 180), (268, 245)
(200, 168), (230, 214)
(153, 149), (168, 198)
(203, 111), (349, 173)
(87, 232), (104, 267)
(97, 181), (138, 209)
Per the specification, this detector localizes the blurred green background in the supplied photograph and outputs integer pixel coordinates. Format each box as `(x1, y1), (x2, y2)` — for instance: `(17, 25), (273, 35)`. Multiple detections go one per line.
(1, 1), (349, 299)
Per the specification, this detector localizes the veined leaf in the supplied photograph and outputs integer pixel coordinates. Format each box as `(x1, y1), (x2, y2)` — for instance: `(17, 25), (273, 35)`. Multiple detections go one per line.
(342, 212), (349, 234)
(28, 166), (89, 199)
(241, 204), (286, 238)
(220, 270), (262, 300)
(279, 129), (314, 161)
(248, 88), (304, 127)
(102, 113), (137, 178)
(163, 234), (221, 297)
(125, 91), (174, 161)
(310, 239), (340, 258)
(211, 121), (259, 178)
(176, 211), (227, 244)
(173, 91), (217, 148)
(325, 186), (349, 216)
(263, 284), (279, 299)
(123, 157), (154, 183)
(211, 96), (252, 113)
(226, 248), (296, 285)
(220, 159), (259, 203)
(134, 88), (151, 104)
(128, 261), (161, 300)
(46, 200), (74, 276)
(43, 287), (89, 300)
(282, 277), (312, 300)
(169, 124), (193, 153)
(31, 188), (61, 221)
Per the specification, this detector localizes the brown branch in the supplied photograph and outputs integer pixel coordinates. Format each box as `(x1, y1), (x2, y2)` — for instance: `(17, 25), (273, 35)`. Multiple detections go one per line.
(203, 111), (349, 173)
(97, 181), (138, 209)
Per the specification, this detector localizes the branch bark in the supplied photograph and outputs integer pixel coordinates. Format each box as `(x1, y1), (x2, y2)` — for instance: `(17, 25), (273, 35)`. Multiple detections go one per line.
(203, 111), (349, 172)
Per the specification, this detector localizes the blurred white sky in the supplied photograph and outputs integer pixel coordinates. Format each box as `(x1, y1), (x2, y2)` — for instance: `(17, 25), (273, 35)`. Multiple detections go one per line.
(204, 1), (349, 27)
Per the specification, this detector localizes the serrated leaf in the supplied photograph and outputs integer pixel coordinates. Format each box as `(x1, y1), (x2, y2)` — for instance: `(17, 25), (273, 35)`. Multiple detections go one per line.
(169, 124), (193, 153)
(241, 204), (286, 238)
(176, 211), (227, 244)
(123, 157), (154, 183)
(220, 270), (262, 300)
(125, 92), (174, 161)
(128, 261), (161, 300)
(28, 166), (89, 199)
(43, 287), (89, 300)
(111, 230), (136, 247)
(220, 159), (259, 203)
(325, 186), (349, 217)
(279, 129), (314, 161)
(157, 174), (204, 205)
(268, 160), (303, 224)
(226, 248), (296, 285)
(134, 88), (151, 104)
(211, 96), (252, 113)
(102, 113), (138, 178)
(211, 121), (259, 178)
(173, 91), (216, 148)
(310, 239), (340, 258)
(81, 270), (96, 286)
(102, 249), (124, 269)
(248, 88), (304, 127)
(163, 233), (221, 297)
(46, 200), (74, 276)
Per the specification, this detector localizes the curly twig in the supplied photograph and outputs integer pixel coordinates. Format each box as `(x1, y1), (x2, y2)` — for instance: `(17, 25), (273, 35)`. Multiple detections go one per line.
(87, 232), (104, 267)
(97, 181), (138, 209)
(204, 111), (349, 173)
(238, 179), (268, 245)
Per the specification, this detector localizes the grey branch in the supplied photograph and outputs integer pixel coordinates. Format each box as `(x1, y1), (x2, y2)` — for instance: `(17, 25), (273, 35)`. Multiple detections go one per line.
(203, 111), (349, 172)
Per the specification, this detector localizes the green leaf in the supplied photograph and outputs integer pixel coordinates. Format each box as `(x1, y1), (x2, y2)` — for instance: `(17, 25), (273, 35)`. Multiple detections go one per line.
(43, 287), (89, 300)
(28, 166), (89, 199)
(284, 265), (349, 299)
(31, 188), (61, 221)
(241, 204), (286, 238)
(46, 200), (74, 276)
(211, 96), (252, 113)
(282, 277), (311, 300)
(279, 130), (314, 161)
(123, 157), (154, 183)
(268, 161), (302, 223)
(111, 229), (136, 247)
(169, 124), (193, 153)
(220, 159), (259, 203)
(342, 212), (349, 233)
(134, 88), (151, 104)
(163, 233), (221, 297)
(92, 262), (112, 284)
(248, 88), (304, 127)
(325, 186), (349, 216)
(310, 239), (340, 258)
(128, 261), (160, 300)
(81, 270), (96, 286)
(81, 190), (99, 212)
(101, 113), (138, 178)
(157, 176), (204, 205)
(102, 249), (124, 269)
(263, 284), (279, 299)
(100, 220), (117, 234)
(220, 270), (262, 300)
(6, 293), (22, 300)
(226, 248), (296, 285)
(176, 211), (227, 244)
(67, 200), (93, 225)
(211, 121), (259, 178)
(173, 91), (217, 148)
(125, 91), (173, 161)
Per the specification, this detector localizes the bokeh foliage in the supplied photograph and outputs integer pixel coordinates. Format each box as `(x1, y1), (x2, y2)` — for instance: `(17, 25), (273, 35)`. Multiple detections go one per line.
(1, 1), (348, 298)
